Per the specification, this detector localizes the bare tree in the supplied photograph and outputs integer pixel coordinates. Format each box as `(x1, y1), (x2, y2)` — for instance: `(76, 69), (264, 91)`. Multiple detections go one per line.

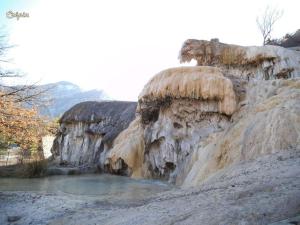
(256, 6), (283, 45)
(0, 30), (56, 156)
(0, 31), (52, 105)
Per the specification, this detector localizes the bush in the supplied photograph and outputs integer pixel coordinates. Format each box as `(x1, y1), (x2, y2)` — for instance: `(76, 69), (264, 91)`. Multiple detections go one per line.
(23, 160), (48, 178)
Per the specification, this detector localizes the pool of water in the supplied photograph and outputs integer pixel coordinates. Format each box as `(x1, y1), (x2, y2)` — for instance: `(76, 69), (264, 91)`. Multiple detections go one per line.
(0, 174), (171, 200)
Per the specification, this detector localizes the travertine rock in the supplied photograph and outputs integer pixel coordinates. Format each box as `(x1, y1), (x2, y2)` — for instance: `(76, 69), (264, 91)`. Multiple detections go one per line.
(179, 39), (300, 80)
(183, 78), (300, 187)
(51, 101), (137, 168)
(106, 68), (299, 185)
(108, 66), (237, 184)
(138, 66), (237, 116)
(142, 99), (231, 184)
(51, 40), (300, 191)
(106, 118), (145, 177)
(45, 39), (300, 225)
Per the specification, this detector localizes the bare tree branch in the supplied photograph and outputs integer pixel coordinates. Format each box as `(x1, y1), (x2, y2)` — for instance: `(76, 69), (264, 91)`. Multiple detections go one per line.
(256, 6), (283, 45)
(0, 29), (54, 106)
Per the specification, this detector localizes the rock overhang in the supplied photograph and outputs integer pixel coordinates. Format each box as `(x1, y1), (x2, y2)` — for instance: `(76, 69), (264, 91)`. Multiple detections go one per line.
(138, 66), (237, 117)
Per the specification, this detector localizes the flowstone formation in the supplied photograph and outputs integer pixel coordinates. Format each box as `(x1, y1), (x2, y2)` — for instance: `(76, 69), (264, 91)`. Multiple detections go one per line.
(52, 39), (300, 188)
(179, 39), (300, 80)
(31, 38), (300, 225)
(140, 67), (237, 183)
(107, 66), (238, 184)
(183, 78), (300, 187)
(51, 101), (137, 171)
(106, 39), (300, 186)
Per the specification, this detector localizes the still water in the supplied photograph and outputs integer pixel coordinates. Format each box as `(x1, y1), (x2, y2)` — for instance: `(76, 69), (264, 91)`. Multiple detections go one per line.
(0, 174), (171, 200)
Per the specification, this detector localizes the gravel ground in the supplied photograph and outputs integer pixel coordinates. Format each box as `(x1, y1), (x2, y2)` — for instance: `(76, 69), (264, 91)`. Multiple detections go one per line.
(0, 151), (299, 225)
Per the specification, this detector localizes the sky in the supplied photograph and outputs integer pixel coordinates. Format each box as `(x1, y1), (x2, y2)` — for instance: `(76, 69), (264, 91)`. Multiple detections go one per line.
(0, 0), (299, 101)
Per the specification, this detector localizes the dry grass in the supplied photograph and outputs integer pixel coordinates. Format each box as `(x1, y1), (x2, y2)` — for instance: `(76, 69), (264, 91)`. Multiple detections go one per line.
(23, 160), (48, 178)
(0, 159), (48, 178)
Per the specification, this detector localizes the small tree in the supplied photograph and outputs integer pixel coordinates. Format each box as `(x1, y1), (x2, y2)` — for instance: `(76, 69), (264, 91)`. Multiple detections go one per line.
(256, 6), (283, 45)
(0, 30), (54, 158)
(0, 93), (46, 151)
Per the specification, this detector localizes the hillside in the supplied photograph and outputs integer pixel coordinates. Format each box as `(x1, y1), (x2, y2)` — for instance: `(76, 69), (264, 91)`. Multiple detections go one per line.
(36, 81), (108, 118)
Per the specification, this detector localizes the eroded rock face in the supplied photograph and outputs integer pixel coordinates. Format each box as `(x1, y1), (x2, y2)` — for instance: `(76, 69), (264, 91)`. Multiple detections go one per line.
(183, 78), (300, 187)
(179, 39), (300, 80)
(51, 101), (137, 170)
(106, 118), (144, 177)
(106, 64), (299, 186)
(139, 67), (237, 184)
(107, 66), (238, 184)
(142, 99), (230, 184)
(138, 66), (236, 116)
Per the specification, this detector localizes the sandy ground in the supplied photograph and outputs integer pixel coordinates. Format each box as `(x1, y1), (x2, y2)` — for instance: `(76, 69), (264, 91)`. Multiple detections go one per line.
(0, 151), (299, 225)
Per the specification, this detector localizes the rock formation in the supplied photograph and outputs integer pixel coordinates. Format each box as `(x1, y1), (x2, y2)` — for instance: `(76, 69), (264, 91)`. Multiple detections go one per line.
(107, 67), (237, 183)
(106, 118), (144, 177)
(24, 38), (300, 225)
(51, 101), (137, 171)
(179, 39), (300, 80)
(138, 66), (236, 115)
(52, 39), (300, 189)
(183, 78), (300, 187)
(105, 40), (300, 186)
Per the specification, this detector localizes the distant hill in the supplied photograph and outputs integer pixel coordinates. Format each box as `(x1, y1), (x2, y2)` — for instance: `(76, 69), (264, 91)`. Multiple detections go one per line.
(36, 81), (108, 118)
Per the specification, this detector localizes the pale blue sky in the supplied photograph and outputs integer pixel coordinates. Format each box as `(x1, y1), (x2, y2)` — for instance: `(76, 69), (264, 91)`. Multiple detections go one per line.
(1, 0), (299, 100)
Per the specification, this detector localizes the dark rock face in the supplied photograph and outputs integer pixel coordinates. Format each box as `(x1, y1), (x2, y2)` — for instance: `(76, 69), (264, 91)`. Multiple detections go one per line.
(60, 101), (137, 144)
(268, 29), (300, 49)
(51, 101), (137, 168)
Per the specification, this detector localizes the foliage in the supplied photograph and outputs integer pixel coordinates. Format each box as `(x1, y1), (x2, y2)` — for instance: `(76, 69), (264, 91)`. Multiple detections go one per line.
(0, 159), (48, 177)
(0, 29), (58, 156)
(24, 159), (48, 177)
(266, 29), (300, 47)
(0, 92), (48, 152)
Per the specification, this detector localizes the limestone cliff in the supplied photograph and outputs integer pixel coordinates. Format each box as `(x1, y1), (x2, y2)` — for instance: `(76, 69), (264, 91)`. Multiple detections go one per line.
(106, 40), (300, 186)
(51, 101), (137, 170)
